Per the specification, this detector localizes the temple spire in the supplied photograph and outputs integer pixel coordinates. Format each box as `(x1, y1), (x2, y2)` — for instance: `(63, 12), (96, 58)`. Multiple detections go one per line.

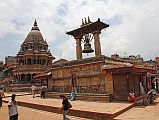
(31, 19), (40, 31)
(34, 19), (38, 27)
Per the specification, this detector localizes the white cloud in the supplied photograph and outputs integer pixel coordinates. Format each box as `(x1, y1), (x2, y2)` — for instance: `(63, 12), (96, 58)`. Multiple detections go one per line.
(0, 0), (159, 61)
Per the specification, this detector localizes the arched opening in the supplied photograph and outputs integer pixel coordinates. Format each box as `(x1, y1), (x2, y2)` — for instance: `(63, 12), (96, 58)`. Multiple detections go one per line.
(37, 59), (40, 64)
(27, 73), (31, 82)
(21, 74), (25, 81)
(42, 59), (46, 65)
(34, 59), (36, 64)
(27, 58), (31, 65)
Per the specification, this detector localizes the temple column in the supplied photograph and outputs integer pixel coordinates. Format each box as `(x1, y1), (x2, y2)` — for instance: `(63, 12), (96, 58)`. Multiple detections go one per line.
(40, 59), (42, 65)
(93, 31), (102, 57)
(31, 74), (33, 81)
(19, 74), (21, 81)
(75, 36), (82, 60)
(35, 58), (37, 64)
(17, 58), (19, 65)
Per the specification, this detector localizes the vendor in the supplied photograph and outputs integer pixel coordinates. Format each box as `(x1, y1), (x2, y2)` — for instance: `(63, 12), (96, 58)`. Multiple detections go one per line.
(128, 90), (135, 102)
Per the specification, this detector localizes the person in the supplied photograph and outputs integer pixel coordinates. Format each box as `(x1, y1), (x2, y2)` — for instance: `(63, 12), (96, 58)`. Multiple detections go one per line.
(60, 95), (71, 120)
(31, 85), (36, 98)
(128, 90), (135, 102)
(8, 94), (18, 120)
(40, 85), (46, 99)
(0, 88), (5, 108)
(70, 87), (77, 101)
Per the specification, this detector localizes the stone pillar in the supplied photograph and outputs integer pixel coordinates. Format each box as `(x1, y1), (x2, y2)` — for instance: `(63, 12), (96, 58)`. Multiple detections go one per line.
(19, 74), (21, 81)
(30, 74), (33, 81)
(75, 36), (82, 60)
(93, 31), (102, 57)
(17, 74), (19, 81)
(35, 58), (37, 64)
(17, 58), (19, 65)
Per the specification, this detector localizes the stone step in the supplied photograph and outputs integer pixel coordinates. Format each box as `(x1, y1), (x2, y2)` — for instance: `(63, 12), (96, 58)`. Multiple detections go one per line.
(2, 100), (113, 120)
(2, 97), (135, 120)
(6, 83), (41, 92)
(0, 103), (92, 120)
(6, 87), (31, 92)
(46, 92), (113, 102)
(9, 84), (41, 87)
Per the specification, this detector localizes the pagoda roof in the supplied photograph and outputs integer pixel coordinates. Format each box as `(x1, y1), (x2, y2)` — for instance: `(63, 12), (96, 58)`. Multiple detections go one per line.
(66, 18), (109, 37)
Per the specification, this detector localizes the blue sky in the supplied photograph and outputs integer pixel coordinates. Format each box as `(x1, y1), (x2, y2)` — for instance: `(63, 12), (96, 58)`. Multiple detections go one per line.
(0, 0), (159, 62)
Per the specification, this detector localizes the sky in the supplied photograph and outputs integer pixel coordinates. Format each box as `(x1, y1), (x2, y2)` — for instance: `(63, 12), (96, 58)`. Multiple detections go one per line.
(0, 0), (159, 62)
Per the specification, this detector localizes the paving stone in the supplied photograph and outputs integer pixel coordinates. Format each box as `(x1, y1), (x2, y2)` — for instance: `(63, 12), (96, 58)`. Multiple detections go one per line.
(0, 103), (92, 120)
(115, 97), (159, 120)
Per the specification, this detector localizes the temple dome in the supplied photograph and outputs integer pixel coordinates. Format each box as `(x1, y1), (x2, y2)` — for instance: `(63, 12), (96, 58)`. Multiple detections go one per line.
(22, 20), (46, 45)
(18, 20), (50, 54)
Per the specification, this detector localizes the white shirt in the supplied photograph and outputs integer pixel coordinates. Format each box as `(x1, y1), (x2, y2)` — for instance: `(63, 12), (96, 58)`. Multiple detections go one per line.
(31, 85), (36, 91)
(8, 100), (18, 116)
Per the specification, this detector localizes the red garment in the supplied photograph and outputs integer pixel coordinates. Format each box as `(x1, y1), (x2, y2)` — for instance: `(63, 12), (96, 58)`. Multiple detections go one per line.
(128, 96), (135, 102)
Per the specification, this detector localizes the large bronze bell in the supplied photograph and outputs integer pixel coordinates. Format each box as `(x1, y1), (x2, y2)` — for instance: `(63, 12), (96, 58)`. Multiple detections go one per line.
(82, 42), (94, 53)
(82, 34), (94, 53)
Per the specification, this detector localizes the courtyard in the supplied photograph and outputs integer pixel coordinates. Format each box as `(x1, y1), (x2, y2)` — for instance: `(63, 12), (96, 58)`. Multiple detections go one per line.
(1, 92), (159, 120)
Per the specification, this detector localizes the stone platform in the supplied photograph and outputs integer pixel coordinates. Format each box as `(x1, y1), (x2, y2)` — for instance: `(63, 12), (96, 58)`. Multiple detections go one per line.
(6, 84), (41, 92)
(46, 92), (113, 102)
(3, 93), (135, 120)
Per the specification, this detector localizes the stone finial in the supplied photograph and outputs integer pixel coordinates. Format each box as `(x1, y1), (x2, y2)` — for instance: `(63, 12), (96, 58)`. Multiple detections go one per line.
(84, 17), (87, 24)
(31, 19), (40, 31)
(34, 19), (38, 27)
(82, 19), (84, 26)
(88, 16), (91, 23)
(98, 18), (100, 21)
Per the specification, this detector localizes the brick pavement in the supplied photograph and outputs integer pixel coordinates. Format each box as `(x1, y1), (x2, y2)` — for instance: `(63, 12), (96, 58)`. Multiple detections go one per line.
(0, 103), (91, 120)
(2, 93), (134, 120)
(114, 97), (159, 120)
(3, 94), (133, 114)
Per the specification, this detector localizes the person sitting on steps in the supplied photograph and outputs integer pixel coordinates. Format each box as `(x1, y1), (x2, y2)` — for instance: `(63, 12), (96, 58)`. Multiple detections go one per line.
(128, 90), (135, 102)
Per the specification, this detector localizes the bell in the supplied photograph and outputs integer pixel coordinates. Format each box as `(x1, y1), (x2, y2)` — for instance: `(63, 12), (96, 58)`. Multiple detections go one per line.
(82, 43), (94, 53)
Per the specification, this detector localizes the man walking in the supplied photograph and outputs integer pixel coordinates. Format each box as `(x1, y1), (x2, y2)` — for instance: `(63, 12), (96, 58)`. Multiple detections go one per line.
(60, 95), (71, 120)
(31, 85), (36, 98)
(41, 85), (46, 99)
(8, 94), (18, 120)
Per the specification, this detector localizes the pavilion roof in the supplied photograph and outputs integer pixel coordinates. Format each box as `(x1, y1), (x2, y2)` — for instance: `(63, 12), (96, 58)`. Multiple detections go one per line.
(66, 18), (109, 37)
(102, 64), (156, 74)
(33, 72), (51, 80)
